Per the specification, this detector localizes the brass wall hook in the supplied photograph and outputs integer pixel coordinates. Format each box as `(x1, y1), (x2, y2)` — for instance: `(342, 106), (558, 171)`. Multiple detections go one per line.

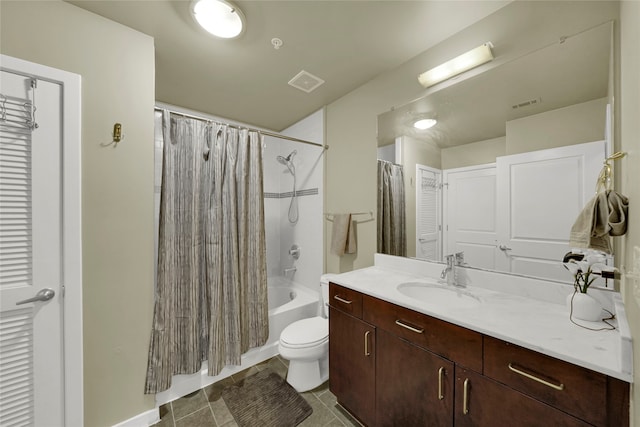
(596, 151), (627, 192)
(113, 123), (123, 143)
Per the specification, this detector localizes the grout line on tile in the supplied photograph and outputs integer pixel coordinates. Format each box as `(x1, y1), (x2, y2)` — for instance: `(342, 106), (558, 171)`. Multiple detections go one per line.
(207, 400), (220, 427)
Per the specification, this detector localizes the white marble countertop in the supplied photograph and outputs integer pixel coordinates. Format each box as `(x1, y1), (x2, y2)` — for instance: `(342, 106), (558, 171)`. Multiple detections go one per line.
(328, 255), (633, 382)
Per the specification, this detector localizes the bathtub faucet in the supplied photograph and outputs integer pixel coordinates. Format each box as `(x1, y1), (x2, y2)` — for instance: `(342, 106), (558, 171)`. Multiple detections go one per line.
(284, 267), (297, 275)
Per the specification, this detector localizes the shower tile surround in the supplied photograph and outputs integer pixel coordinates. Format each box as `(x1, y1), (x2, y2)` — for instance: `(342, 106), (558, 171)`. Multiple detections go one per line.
(154, 356), (361, 427)
(263, 108), (324, 289)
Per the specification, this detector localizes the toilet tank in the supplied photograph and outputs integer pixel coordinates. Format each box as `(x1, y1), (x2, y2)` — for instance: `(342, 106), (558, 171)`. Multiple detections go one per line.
(320, 274), (335, 318)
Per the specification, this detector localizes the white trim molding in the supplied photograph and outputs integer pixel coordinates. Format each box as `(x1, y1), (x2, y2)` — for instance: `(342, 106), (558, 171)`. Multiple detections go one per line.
(112, 408), (160, 427)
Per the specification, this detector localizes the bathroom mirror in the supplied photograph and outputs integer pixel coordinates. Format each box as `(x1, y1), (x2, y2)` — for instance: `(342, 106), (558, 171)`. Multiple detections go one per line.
(377, 21), (614, 283)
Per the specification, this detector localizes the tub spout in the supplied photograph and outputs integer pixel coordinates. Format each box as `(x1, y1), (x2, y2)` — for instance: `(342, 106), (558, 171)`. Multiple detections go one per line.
(284, 267), (297, 275)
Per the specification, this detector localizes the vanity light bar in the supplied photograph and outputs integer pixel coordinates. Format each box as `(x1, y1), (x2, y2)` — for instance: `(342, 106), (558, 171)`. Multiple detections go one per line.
(418, 43), (494, 88)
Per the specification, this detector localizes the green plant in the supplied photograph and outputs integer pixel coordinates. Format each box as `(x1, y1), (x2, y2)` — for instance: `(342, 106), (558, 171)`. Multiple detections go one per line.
(563, 255), (608, 293)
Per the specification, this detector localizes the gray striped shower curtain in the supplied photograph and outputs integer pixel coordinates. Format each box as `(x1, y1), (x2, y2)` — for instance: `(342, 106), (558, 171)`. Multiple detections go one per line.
(377, 160), (406, 257)
(145, 112), (268, 394)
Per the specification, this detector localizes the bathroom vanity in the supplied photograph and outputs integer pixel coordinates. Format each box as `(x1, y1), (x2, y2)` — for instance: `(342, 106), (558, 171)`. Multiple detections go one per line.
(328, 255), (632, 427)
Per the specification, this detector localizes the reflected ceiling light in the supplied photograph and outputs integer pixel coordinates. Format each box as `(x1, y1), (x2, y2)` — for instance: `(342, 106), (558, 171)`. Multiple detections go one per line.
(418, 42), (494, 88)
(191, 0), (246, 39)
(413, 118), (437, 130)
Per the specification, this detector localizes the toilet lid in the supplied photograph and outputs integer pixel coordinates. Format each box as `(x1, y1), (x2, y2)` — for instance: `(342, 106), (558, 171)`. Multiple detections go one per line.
(280, 317), (328, 348)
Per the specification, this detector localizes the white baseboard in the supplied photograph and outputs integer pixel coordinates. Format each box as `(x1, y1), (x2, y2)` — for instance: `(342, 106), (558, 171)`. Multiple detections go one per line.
(112, 408), (159, 427)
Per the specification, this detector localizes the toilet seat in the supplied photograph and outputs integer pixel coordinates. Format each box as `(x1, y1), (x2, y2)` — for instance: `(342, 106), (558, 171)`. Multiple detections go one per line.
(280, 317), (328, 349)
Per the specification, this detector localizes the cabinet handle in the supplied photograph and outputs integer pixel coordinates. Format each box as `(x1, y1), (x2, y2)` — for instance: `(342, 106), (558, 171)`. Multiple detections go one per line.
(438, 367), (445, 400)
(395, 319), (424, 334)
(508, 363), (565, 391)
(333, 295), (352, 304)
(364, 330), (371, 356)
(463, 378), (470, 415)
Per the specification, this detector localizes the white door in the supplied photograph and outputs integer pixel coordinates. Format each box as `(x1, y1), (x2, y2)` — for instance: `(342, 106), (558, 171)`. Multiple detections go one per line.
(496, 141), (605, 281)
(0, 70), (64, 426)
(415, 165), (441, 261)
(443, 164), (497, 270)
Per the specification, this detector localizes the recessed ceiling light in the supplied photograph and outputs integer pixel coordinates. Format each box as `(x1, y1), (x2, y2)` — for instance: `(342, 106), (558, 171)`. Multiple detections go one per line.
(191, 0), (245, 39)
(413, 118), (437, 130)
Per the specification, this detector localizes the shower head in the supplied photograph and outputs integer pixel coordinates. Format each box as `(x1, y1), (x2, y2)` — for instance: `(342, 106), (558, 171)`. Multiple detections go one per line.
(277, 150), (297, 174)
(277, 150), (297, 163)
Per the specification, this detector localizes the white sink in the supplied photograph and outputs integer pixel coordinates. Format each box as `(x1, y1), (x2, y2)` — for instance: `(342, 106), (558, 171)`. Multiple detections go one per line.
(397, 281), (481, 309)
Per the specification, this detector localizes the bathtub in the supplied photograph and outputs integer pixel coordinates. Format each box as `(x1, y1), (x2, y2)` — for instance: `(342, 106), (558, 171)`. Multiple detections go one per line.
(155, 277), (319, 405)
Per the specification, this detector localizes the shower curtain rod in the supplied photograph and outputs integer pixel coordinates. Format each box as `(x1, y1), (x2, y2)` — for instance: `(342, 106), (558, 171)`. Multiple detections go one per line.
(154, 107), (328, 150)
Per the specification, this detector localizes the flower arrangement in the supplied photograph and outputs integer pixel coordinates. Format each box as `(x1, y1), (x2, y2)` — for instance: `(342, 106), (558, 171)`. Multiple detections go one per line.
(563, 253), (609, 293)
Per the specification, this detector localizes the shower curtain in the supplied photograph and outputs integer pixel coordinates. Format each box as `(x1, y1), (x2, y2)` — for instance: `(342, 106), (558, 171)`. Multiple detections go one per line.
(145, 111), (268, 394)
(377, 160), (406, 257)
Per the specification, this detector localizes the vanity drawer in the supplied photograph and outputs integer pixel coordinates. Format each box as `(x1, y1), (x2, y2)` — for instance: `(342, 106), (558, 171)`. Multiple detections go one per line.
(362, 294), (482, 371)
(483, 336), (610, 426)
(329, 283), (363, 319)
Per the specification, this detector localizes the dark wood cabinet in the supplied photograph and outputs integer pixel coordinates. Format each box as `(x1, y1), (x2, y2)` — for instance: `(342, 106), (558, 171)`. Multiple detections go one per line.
(454, 367), (591, 427)
(328, 305), (376, 427)
(483, 336), (630, 427)
(376, 328), (454, 426)
(362, 294), (482, 372)
(328, 283), (630, 427)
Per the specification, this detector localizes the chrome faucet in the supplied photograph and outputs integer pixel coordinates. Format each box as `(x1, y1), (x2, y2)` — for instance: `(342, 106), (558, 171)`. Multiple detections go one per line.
(441, 252), (465, 286)
(441, 254), (456, 285)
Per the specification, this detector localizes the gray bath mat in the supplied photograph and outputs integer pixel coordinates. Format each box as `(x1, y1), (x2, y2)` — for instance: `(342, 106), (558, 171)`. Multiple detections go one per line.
(222, 368), (313, 427)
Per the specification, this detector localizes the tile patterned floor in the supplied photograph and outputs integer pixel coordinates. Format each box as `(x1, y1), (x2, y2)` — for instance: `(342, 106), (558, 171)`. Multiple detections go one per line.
(154, 356), (362, 427)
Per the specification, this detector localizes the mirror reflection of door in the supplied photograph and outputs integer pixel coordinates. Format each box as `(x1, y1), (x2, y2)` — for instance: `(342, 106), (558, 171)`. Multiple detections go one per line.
(416, 165), (442, 261)
(441, 140), (605, 281)
(443, 164), (497, 270)
(495, 140), (605, 281)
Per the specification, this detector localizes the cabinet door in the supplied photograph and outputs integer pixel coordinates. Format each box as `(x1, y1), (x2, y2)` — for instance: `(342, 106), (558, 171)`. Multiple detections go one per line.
(377, 329), (454, 427)
(455, 368), (591, 427)
(329, 307), (376, 426)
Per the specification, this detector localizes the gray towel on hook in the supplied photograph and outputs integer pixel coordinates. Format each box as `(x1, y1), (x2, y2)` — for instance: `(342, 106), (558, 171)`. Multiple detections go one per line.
(607, 190), (629, 236)
(330, 214), (356, 256)
(569, 192), (611, 253)
(569, 189), (629, 253)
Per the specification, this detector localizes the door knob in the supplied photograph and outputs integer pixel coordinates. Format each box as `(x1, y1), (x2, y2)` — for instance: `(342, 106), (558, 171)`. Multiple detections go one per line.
(499, 245), (512, 251)
(16, 288), (55, 305)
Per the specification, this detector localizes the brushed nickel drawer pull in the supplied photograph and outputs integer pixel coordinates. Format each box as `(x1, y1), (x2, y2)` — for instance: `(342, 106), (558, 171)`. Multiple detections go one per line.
(333, 295), (352, 304)
(395, 319), (424, 334)
(364, 331), (371, 356)
(508, 363), (565, 391)
(463, 378), (470, 415)
(438, 367), (445, 400)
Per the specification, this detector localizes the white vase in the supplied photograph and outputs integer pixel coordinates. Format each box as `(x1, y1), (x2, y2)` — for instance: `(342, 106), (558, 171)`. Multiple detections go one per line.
(566, 292), (603, 322)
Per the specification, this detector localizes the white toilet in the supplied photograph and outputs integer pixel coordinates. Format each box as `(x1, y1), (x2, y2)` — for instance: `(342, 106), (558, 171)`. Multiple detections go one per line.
(278, 275), (332, 392)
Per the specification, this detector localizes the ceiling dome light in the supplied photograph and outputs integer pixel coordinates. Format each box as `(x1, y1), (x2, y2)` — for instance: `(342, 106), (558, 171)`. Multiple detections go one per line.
(413, 118), (437, 130)
(191, 0), (246, 39)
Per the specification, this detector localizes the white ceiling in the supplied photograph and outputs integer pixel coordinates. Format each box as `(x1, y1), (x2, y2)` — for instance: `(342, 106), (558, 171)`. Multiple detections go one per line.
(67, 0), (509, 131)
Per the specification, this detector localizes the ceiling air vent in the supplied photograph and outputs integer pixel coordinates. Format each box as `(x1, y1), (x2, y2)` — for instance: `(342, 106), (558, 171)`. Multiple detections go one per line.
(288, 70), (325, 93)
(511, 97), (542, 110)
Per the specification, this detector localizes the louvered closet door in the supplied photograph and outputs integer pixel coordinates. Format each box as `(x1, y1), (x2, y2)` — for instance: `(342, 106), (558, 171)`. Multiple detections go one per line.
(0, 71), (63, 426)
(416, 165), (442, 261)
